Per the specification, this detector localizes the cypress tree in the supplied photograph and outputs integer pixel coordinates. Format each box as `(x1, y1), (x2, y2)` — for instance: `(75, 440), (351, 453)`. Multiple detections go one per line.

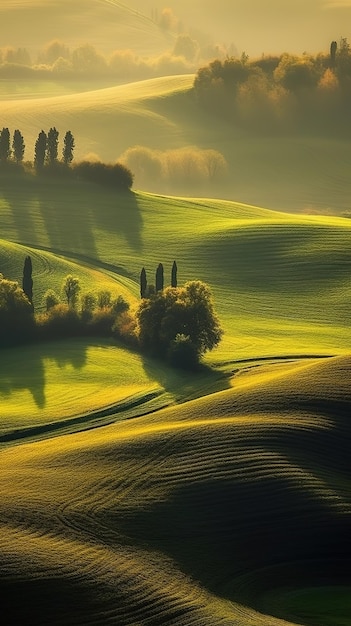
(12, 129), (25, 164)
(22, 255), (33, 308)
(47, 127), (59, 165)
(34, 130), (47, 170)
(140, 267), (147, 299)
(62, 130), (75, 165)
(171, 260), (177, 288)
(0, 127), (11, 162)
(155, 263), (164, 292)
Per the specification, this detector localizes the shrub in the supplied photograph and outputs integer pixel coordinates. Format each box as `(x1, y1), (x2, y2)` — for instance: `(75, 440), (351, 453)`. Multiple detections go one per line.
(44, 288), (60, 311)
(36, 303), (82, 339)
(73, 160), (133, 190)
(0, 274), (35, 346)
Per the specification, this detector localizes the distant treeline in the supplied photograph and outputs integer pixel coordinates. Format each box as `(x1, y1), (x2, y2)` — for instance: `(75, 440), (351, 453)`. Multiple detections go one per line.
(0, 32), (229, 81)
(119, 145), (228, 191)
(0, 126), (133, 190)
(193, 38), (351, 134)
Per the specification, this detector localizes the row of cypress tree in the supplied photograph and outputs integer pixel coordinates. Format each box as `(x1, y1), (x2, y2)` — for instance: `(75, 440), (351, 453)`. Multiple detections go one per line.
(0, 127), (75, 167)
(140, 261), (177, 298)
(21, 257), (179, 310)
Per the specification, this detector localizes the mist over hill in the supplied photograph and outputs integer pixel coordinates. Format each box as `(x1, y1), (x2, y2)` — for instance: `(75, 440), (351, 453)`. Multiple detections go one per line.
(0, 0), (172, 56)
(130, 0), (351, 56)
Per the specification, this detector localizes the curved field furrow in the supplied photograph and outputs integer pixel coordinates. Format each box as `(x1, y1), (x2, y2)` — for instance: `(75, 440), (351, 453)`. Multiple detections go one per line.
(0, 355), (350, 624)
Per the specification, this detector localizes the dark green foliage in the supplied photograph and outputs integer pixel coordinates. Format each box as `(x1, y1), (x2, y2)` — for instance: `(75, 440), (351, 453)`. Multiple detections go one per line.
(36, 303), (82, 339)
(62, 274), (80, 308)
(12, 129), (25, 164)
(97, 290), (112, 308)
(87, 307), (117, 336)
(171, 261), (177, 288)
(62, 130), (75, 165)
(0, 127), (11, 162)
(136, 280), (223, 365)
(80, 292), (97, 322)
(73, 160), (133, 190)
(140, 267), (147, 299)
(0, 273), (35, 346)
(47, 127), (59, 165)
(34, 130), (47, 169)
(22, 255), (33, 307)
(167, 333), (199, 370)
(111, 295), (129, 315)
(155, 263), (164, 292)
(44, 289), (60, 311)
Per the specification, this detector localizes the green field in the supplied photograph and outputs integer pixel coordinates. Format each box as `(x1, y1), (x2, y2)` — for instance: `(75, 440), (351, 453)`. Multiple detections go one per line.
(1, 175), (350, 625)
(0, 2), (351, 624)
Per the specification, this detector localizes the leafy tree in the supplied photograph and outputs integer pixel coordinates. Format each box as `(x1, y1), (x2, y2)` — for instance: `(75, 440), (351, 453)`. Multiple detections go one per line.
(44, 289), (60, 311)
(140, 267), (147, 298)
(47, 127), (59, 165)
(22, 255), (33, 307)
(0, 127), (11, 162)
(80, 292), (97, 318)
(167, 333), (199, 370)
(0, 273), (34, 346)
(97, 290), (112, 308)
(12, 129), (25, 164)
(171, 261), (177, 288)
(34, 130), (47, 169)
(136, 280), (223, 365)
(155, 263), (164, 292)
(62, 130), (75, 165)
(62, 274), (80, 308)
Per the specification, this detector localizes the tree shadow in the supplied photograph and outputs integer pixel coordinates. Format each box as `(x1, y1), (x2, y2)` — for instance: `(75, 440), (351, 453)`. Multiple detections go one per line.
(0, 171), (143, 262)
(0, 338), (89, 418)
(140, 352), (232, 405)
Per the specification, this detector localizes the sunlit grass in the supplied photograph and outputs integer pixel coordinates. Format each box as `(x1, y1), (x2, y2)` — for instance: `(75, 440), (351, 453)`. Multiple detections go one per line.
(0, 339), (163, 433)
(0, 354), (350, 625)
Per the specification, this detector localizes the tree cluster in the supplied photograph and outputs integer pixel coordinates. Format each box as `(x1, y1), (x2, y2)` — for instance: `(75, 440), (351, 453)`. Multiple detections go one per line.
(0, 127), (134, 190)
(119, 145), (227, 192)
(193, 39), (351, 134)
(137, 280), (223, 369)
(0, 257), (223, 370)
(0, 126), (74, 168)
(140, 261), (177, 298)
(0, 35), (231, 81)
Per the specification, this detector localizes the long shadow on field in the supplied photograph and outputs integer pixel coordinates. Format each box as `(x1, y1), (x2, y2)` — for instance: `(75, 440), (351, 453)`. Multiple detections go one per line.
(117, 408), (351, 613)
(0, 345), (46, 410)
(2, 172), (143, 259)
(141, 354), (231, 404)
(0, 340), (88, 437)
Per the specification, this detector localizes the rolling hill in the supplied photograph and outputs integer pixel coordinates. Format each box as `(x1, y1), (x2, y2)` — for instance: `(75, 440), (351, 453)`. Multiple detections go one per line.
(0, 4), (350, 623)
(1, 74), (351, 213)
(0, 353), (350, 625)
(0, 0), (172, 56)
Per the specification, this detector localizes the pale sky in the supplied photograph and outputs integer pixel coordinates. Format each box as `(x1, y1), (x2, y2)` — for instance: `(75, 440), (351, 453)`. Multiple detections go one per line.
(130, 0), (351, 56)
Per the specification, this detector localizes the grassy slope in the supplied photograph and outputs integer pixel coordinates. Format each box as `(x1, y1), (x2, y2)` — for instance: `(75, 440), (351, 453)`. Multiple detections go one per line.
(1, 75), (351, 213)
(1, 178), (351, 364)
(0, 354), (350, 625)
(0, 20), (350, 623)
(0, 0), (172, 55)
